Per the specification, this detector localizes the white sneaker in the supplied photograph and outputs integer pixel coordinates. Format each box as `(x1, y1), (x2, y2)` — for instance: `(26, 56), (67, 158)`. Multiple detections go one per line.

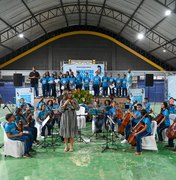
(121, 139), (127, 144)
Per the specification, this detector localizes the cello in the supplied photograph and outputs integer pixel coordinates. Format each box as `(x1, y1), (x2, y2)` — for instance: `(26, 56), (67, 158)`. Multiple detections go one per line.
(128, 110), (152, 146)
(166, 118), (176, 139)
(118, 101), (137, 135)
(154, 113), (164, 125)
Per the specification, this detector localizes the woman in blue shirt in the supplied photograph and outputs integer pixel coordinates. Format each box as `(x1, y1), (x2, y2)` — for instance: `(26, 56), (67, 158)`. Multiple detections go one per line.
(102, 72), (109, 97)
(83, 72), (90, 90)
(40, 74), (48, 97)
(48, 73), (56, 97)
(75, 71), (83, 90)
(157, 101), (170, 142)
(109, 73), (115, 96)
(69, 73), (76, 90)
(134, 109), (152, 155)
(93, 71), (101, 97)
(61, 74), (68, 93)
(115, 74), (122, 97)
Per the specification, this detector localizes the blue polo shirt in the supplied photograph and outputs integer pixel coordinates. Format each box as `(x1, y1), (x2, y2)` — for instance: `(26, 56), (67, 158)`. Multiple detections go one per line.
(93, 75), (101, 85)
(109, 107), (117, 118)
(131, 111), (141, 124)
(48, 77), (55, 84)
(4, 122), (19, 139)
(36, 101), (46, 110)
(61, 78), (68, 85)
(83, 77), (90, 88)
(143, 117), (151, 133)
(144, 102), (150, 113)
(69, 77), (76, 89)
(109, 77), (114, 85)
(102, 76), (109, 87)
(76, 75), (83, 85)
(40, 77), (48, 85)
(162, 109), (170, 126)
(116, 78), (122, 88)
(122, 78), (127, 88)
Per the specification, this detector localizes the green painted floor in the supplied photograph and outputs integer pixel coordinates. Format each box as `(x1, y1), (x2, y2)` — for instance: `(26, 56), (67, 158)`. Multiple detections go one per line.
(0, 104), (176, 180)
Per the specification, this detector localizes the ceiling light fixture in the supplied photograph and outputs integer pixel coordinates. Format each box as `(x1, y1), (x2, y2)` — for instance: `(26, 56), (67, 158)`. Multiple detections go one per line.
(137, 33), (144, 40)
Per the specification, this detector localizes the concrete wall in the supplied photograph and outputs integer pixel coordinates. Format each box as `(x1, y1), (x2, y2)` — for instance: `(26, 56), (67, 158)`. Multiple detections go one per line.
(5, 34), (157, 71)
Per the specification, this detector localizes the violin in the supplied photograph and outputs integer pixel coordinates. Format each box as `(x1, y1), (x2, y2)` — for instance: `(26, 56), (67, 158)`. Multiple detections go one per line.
(17, 120), (23, 132)
(26, 113), (32, 126)
(128, 110), (152, 146)
(118, 101), (137, 135)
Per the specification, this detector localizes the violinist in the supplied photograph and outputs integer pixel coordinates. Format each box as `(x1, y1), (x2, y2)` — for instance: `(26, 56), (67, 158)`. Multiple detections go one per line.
(37, 104), (52, 136)
(124, 97), (132, 112)
(121, 103), (142, 144)
(15, 108), (33, 148)
(143, 98), (151, 113)
(21, 105), (38, 143)
(168, 97), (176, 114)
(157, 101), (170, 142)
(36, 98), (46, 110)
(134, 109), (152, 155)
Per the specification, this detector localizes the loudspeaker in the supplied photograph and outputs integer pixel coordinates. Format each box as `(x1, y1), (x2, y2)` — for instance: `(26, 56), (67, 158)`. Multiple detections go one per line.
(145, 74), (153, 87)
(13, 73), (23, 86)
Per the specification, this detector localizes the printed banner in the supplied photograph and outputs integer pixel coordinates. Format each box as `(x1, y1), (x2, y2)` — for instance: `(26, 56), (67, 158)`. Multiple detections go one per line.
(16, 87), (34, 106)
(63, 63), (104, 80)
(168, 75), (176, 99)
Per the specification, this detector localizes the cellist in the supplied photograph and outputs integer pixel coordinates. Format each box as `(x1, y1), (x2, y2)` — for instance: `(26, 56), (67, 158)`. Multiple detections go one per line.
(121, 103), (142, 144)
(134, 109), (152, 155)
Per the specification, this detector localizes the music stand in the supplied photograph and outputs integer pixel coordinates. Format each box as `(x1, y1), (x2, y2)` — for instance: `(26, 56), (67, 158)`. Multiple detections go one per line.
(101, 115), (118, 153)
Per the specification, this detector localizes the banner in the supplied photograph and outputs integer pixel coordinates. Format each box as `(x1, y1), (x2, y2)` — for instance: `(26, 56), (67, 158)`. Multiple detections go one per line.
(168, 75), (176, 99)
(130, 88), (145, 103)
(16, 87), (34, 106)
(63, 64), (104, 80)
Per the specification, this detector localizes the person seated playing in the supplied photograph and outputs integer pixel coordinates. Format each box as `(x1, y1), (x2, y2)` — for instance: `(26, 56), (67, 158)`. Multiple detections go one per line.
(17, 98), (28, 108)
(134, 109), (152, 155)
(143, 97), (151, 113)
(4, 113), (33, 157)
(37, 104), (52, 136)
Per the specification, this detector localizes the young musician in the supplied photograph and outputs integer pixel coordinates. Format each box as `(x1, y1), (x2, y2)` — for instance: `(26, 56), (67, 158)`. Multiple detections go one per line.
(143, 98), (150, 113)
(125, 97), (132, 112)
(4, 113), (33, 157)
(109, 73), (115, 96)
(37, 104), (52, 136)
(36, 98), (46, 110)
(21, 105), (38, 143)
(134, 109), (152, 155)
(122, 74), (127, 97)
(157, 101), (170, 142)
(75, 71), (83, 90)
(121, 103), (142, 144)
(83, 72), (90, 91)
(40, 74), (48, 97)
(48, 73), (56, 97)
(59, 91), (80, 152)
(92, 101), (104, 133)
(93, 71), (101, 97)
(102, 72), (109, 97)
(69, 72), (76, 91)
(104, 99), (111, 128)
(115, 74), (122, 97)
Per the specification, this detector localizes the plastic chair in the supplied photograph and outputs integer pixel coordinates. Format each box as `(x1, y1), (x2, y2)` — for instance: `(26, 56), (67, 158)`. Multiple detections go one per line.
(76, 106), (87, 129)
(1, 121), (24, 158)
(142, 121), (158, 151)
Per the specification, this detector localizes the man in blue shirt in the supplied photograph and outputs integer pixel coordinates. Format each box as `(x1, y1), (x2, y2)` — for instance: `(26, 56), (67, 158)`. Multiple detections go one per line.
(76, 71), (83, 90)
(4, 113), (33, 157)
(102, 72), (109, 97)
(83, 72), (90, 90)
(36, 98), (46, 110)
(115, 74), (122, 97)
(48, 74), (56, 97)
(69, 73), (76, 90)
(143, 97), (151, 113)
(93, 71), (101, 97)
(122, 74), (127, 97)
(109, 73), (115, 96)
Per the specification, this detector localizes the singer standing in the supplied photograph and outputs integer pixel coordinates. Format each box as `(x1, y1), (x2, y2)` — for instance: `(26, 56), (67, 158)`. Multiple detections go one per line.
(29, 66), (40, 97)
(59, 91), (80, 152)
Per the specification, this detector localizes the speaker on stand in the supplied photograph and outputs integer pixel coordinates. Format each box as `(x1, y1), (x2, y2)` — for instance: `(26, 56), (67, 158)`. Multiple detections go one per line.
(13, 73), (23, 87)
(145, 74), (154, 100)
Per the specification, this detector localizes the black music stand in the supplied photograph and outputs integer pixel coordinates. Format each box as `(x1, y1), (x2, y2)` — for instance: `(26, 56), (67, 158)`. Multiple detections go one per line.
(101, 115), (118, 153)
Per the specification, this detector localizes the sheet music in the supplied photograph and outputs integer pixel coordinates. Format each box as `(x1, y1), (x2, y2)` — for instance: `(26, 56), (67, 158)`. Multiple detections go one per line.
(42, 116), (50, 127)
